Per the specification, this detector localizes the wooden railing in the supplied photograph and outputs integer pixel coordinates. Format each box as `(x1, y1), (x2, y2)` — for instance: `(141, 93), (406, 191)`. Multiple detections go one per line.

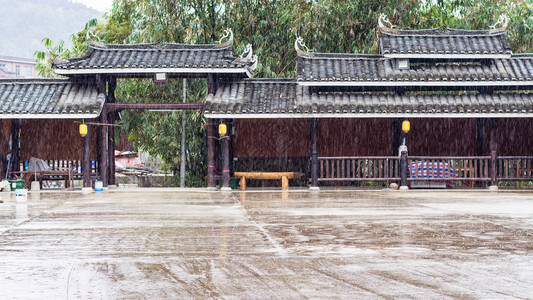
(496, 157), (533, 181)
(318, 156), (493, 182)
(318, 156), (400, 181)
(407, 156), (491, 181)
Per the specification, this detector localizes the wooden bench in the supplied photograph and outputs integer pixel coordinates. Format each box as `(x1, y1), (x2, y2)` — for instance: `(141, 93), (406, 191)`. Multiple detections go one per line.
(11, 169), (76, 189)
(234, 172), (305, 191)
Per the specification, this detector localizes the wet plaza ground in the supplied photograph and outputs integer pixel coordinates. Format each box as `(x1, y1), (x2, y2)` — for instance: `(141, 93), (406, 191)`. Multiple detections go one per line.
(0, 189), (532, 299)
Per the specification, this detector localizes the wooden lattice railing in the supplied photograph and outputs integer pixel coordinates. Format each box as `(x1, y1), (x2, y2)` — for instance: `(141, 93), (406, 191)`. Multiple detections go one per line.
(407, 156), (491, 181)
(318, 156), (400, 181)
(317, 156), (533, 183)
(496, 157), (533, 181)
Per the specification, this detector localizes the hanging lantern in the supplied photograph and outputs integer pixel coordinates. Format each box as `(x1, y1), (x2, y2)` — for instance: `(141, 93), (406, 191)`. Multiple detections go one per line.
(79, 123), (88, 137)
(218, 123), (227, 136)
(402, 120), (410, 133)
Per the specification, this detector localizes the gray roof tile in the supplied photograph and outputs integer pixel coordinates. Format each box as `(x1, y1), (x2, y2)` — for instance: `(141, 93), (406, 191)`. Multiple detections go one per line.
(53, 42), (254, 76)
(0, 79), (105, 118)
(380, 28), (512, 57)
(204, 79), (533, 117)
(296, 53), (533, 85)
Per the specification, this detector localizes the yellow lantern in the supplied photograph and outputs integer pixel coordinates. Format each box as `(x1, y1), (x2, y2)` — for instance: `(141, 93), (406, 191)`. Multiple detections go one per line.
(79, 123), (88, 137)
(402, 120), (410, 133)
(218, 123), (227, 136)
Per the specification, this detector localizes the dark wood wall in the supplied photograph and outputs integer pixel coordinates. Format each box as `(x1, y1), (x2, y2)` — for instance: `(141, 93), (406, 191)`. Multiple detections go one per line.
(407, 118), (476, 156)
(496, 118), (533, 156)
(20, 119), (98, 161)
(234, 118), (533, 158)
(234, 119), (310, 157)
(318, 118), (392, 156)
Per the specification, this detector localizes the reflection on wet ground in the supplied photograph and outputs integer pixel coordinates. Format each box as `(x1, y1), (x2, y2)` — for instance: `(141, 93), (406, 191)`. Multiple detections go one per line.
(0, 190), (532, 298)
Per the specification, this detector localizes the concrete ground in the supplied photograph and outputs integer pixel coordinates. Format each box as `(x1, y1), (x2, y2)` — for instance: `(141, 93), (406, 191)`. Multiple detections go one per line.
(0, 189), (532, 299)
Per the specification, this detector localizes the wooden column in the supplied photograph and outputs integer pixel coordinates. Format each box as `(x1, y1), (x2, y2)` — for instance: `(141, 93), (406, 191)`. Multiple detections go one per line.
(83, 126), (91, 188)
(489, 118), (498, 188)
(0, 120), (4, 179)
(310, 118), (319, 189)
(475, 118), (485, 156)
(207, 118), (216, 188)
(221, 119), (231, 190)
(96, 75), (107, 187)
(392, 118), (401, 156)
(10, 119), (21, 175)
(475, 118), (485, 187)
(98, 110), (108, 187)
(107, 77), (116, 186)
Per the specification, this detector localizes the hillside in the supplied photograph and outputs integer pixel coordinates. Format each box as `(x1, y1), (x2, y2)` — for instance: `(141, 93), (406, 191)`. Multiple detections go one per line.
(0, 0), (103, 59)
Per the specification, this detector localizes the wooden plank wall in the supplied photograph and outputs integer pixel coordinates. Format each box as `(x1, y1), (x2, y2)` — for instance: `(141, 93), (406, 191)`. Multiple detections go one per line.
(20, 119), (98, 160)
(234, 118), (533, 158)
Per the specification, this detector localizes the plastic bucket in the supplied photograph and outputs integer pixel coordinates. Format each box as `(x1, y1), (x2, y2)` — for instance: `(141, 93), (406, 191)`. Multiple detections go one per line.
(95, 181), (103, 192)
(15, 188), (28, 202)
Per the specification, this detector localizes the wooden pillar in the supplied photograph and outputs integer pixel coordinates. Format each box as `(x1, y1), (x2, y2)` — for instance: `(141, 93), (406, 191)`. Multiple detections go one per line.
(221, 119), (231, 190)
(475, 118), (485, 156)
(475, 118), (485, 187)
(207, 118), (216, 188)
(207, 74), (217, 95)
(107, 77), (116, 186)
(98, 110), (108, 187)
(0, 120), (4, 179)
(489, 118), (498, 189)
(392, 118), (401, 156)
(310, 118), (319, 189)
(10, 119), (21, 175)
(96, 74), (107, 187)
(83, 126), (91, 188)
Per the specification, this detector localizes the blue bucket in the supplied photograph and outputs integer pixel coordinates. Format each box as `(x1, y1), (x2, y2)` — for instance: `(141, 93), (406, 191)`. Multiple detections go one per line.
(95, 181), (103, 192)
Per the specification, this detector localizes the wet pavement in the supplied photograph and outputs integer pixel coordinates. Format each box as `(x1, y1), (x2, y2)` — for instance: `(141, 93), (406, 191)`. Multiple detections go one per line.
(0, 189), (532, 299)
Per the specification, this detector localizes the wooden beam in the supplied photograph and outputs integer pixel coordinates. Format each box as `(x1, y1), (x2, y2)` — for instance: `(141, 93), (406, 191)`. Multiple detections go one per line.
(104, 103), (203, 113)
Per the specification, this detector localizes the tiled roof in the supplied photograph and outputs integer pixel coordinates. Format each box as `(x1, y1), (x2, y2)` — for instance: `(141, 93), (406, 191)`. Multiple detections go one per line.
(204, 79), (533, 117)
(0, 79), (105, 118)
(380, 28), (512, 58)
(296, 53), (533, 86)
(53, 42), (255, 77)
(205, 79), (298, 114)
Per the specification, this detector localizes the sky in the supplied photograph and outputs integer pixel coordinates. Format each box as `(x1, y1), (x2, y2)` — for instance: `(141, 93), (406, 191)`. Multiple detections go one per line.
(71, 0), (113, 12)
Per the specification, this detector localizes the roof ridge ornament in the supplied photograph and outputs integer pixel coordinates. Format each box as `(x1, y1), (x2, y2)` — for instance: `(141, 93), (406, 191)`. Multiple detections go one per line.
(489, 15), (509, 33)
(295, 37), (312, 56)
(233, 44), (255, 64)
(86, 28), (103, 44)
(250, 55), (258, 71)
(239, 44), (253, 60)
(217, 28), (233, 48)
(378, 13), (397, 33)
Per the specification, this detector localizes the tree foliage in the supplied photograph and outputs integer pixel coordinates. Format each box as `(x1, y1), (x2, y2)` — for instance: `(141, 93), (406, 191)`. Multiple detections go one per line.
(34, 0), (533, 186)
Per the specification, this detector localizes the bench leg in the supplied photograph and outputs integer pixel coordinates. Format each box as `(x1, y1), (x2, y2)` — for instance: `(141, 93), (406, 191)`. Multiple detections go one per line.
(282, 176), (288, 190)
(240, 177), (246, 191)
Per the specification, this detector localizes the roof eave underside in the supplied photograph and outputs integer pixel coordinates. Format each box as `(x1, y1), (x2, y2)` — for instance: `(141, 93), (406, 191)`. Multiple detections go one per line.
(204, 112), (533, 119)
(54, 67), (253, 78)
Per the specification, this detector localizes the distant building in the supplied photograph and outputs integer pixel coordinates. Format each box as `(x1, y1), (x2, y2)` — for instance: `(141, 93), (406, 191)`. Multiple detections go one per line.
(0, 56), (38, 78)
